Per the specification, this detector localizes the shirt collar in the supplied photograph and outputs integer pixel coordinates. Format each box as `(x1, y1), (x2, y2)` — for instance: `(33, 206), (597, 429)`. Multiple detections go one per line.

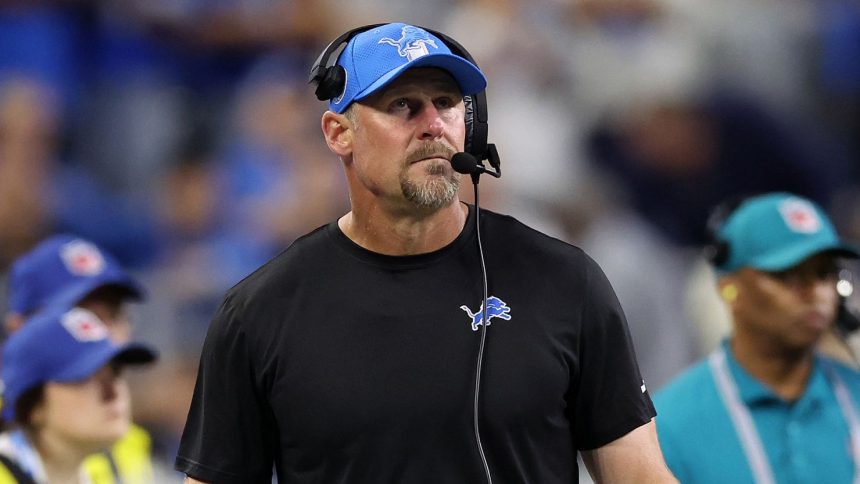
(721, 339), (830, 408)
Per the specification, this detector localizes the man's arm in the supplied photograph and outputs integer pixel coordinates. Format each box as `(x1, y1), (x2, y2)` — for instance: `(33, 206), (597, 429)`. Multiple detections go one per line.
(581, 419), (678, 484)
(184, 478), (206, 484)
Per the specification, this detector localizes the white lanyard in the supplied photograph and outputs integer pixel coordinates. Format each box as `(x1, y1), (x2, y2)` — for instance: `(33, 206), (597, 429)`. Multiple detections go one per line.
(0, 430), (47, 483)
(830, 364), (860, 484)
(709, 347), (860, 484)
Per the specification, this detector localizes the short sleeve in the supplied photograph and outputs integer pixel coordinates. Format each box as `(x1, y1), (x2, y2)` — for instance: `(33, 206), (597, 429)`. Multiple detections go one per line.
(174, 295), (276, 483)
(571, 256), (656, 450)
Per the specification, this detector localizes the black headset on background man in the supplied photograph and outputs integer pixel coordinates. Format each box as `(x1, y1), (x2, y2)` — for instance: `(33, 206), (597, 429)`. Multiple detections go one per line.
(308, 23), (501, 180)
(703, 194), (860, 336)
(703, 194), (750, 270)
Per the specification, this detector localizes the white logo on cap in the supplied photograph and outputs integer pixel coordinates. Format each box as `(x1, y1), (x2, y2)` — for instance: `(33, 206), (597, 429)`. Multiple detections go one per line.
(61, 308), (109, 342)
(60, 240), (105, 276)
(378, 26), (439, 62)
(779, 198), (821, 234)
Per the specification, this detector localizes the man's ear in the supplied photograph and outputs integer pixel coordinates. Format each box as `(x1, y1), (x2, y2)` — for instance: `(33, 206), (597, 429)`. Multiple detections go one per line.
(321, 111), (353, 157)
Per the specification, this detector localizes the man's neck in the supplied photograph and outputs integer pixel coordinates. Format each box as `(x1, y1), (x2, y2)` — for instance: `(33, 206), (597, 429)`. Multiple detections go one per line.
(339, 201), (468, 255)
(730, 335), (815, 401)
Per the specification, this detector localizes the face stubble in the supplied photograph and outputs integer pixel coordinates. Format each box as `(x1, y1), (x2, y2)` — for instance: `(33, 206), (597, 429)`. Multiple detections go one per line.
(400, 142), (461, 210)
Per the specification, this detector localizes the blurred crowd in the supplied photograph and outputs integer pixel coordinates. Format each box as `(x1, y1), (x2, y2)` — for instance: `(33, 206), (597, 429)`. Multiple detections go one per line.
(1, 0), (859, 476)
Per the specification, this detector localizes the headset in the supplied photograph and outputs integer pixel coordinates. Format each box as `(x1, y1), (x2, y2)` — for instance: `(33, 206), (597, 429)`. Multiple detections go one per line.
(309, 24), (499, 484)
(838, 268), (860, 335)
(308, 23), (501, 176)
(703, 194), (753, 270)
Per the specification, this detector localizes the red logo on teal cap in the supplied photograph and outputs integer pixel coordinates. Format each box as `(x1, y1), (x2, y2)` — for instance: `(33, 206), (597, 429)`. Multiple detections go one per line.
(778, 198), (821, 234)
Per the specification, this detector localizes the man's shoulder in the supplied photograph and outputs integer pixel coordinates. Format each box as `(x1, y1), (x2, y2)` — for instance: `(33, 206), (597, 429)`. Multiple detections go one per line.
(820, 353), (860, 372)
(819, 354), (860, 387)
(482, 208), (588, 258)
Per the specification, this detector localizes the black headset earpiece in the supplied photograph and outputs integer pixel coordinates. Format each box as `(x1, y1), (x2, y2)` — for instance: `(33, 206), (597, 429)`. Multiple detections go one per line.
(308, 23), (499, 174)
(313, 65), (347, 102)
(704, 212), (731, 268)
(308, 24), (384, 101)
(704, 240), (731, 269)
(704, 194), (757, 269)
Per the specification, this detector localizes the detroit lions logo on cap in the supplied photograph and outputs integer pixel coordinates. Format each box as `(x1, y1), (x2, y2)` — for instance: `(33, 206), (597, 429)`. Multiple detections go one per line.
(60, 240), (106, 276)
(460, 296), (512, 331)
(61, 308), (109, 342)
(378, 25), (439, 61)
(779, 198), (821, 234)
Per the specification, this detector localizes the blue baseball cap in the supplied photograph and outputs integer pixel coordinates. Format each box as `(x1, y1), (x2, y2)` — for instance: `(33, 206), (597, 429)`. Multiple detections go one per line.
(1, 305), (157, 420)
(329, 23), (487, 113)
(7, 235), (144, 317)
(717, 193), (860, 273)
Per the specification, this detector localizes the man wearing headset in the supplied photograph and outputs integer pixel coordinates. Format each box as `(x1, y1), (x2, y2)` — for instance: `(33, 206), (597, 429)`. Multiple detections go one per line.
(176, 23), (676, 483)
(655, 192), (860, 483)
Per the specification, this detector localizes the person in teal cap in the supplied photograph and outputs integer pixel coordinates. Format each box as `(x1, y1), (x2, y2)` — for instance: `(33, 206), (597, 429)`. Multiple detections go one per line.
(655, 192), (860, 483)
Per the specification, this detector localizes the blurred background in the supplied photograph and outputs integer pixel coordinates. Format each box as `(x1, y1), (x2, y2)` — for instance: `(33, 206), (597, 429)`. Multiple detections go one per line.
(0, 0), (858, 479)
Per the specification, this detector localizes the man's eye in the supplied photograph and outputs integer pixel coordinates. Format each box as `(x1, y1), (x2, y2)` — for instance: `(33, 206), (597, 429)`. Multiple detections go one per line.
(391, 98), (409, 110)
(819, 267), (840, 280)
(770, 270), (792, 281)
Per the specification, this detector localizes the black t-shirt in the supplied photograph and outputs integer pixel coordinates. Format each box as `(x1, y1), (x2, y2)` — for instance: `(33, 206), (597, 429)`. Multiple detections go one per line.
(175, 205), (655, 483)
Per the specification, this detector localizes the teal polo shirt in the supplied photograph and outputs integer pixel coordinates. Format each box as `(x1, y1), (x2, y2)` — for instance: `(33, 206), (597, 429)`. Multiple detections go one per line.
(654, 341), (860, 484)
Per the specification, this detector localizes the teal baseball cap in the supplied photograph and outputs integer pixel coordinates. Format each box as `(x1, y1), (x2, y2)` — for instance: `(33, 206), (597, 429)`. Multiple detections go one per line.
(716, 193), (860, 273)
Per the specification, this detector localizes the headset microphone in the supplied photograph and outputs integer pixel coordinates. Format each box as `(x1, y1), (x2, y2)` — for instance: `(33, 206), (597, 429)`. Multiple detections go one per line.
(451, 152), (479, 174)
(451, 151), (502, 183)
(838, 270), (860, 333)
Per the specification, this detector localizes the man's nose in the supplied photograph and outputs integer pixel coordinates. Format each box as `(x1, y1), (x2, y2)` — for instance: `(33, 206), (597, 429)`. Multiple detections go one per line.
(418, 103), (445, 140)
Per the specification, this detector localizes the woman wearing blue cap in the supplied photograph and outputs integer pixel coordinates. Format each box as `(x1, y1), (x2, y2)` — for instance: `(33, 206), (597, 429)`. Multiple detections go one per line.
(0, 305), (156, 483)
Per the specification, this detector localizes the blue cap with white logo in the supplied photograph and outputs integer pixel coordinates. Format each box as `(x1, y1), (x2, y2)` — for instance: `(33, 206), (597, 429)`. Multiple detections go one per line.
(7, 235), (144, 317)
(717, 193), (860, 273)
(329, 23), (487, 113)
(1, 305), (157, 420)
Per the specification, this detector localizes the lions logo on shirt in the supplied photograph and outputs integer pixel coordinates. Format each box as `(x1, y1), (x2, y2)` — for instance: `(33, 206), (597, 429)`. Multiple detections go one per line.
(378, 26), (439, 62)
(461, 296), (511, 331)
